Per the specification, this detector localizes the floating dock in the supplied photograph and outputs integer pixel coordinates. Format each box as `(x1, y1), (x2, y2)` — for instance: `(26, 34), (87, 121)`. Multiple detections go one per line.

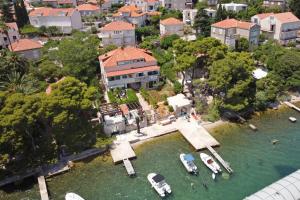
(38, 176), (49, 200)
(123, 158), (135, 176)
(244, 169), (300, 200)
(206, 146), (233, 173)
(284, 101), (300, 112)
(110, 141), (136, 164)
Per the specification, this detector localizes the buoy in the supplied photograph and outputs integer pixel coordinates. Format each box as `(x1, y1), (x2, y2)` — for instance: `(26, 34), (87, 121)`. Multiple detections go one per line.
(212, 173), (216, 180)
(272, 139), (279, 145)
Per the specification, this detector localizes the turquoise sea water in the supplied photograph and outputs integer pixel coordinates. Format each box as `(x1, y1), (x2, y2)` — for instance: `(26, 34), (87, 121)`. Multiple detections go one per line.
(1, 106), (300, 200)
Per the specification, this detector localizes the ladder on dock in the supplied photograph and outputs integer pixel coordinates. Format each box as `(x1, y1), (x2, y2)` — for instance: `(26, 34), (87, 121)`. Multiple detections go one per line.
(284, 101), (300, 112)
(123, 158), (135, 176)
(206, 146), (233, 174)
(38, 176), (49, 200)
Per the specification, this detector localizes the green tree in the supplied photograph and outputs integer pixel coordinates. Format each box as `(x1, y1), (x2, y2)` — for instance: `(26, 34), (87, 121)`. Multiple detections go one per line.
(160, 34), (180, 49)
(235, 37), (249, 52)
(209, 52), (256, 112)
(175, 53), (196, 91)
(193, 8), (212, 37)
(0, 0), (13, 23)
(135, 26), (159, 42)
(289, 0), (300, 18)
(14, 0), (29, 28)
(215, 3), (226, 21)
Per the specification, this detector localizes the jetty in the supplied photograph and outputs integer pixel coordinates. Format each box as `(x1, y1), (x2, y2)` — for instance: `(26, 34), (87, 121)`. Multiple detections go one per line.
(206, 146), (233, 173)
(123, 158), (135, 176)
(284, 101), (300, 112)
(110, 141), (136, 164)
(38, 176), (49, 200)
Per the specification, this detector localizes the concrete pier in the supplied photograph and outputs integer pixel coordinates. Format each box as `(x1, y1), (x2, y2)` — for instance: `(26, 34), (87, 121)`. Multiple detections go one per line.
(207, 146), (233, 173)
(284, 101), (300, 112)
(38, 176), (49, 200)
(123, 158), (135, 176)
(110, 141), (136, 164)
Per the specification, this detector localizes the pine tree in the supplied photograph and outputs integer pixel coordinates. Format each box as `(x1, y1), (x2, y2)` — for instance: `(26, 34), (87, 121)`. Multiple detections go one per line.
(215, 3), (225, 22)
(14, 0), (29, 28)
(0, 0), (14, 23)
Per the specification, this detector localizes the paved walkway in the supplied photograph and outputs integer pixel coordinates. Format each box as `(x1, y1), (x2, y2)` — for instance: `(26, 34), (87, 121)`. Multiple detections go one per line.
(136, 93), (152, 111)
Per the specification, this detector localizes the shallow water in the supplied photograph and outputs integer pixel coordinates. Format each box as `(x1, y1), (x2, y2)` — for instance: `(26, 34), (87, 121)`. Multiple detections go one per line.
(1, 106), (300, 200)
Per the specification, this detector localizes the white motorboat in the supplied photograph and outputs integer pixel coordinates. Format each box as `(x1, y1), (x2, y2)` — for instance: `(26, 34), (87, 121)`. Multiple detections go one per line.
(200, 153), (222, 174)
(180, 153), (198, 174)
(65, 193), (85, 200)
(147, 173), (171, 197)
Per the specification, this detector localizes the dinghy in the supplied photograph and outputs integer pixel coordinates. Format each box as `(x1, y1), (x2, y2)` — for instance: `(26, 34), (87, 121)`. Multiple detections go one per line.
(200, 153), (222, 174)
(180, 153), (198, 174)
(65, 193), (85, 200)
(147, 173), (171, 197)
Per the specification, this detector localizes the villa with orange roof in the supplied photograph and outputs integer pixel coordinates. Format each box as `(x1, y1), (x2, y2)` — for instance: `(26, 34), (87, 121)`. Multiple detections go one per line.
(128, 0), (160, 12)
(0, 22), (20, 50)
(251, 12), (300, 45)
(211, 18), (260, 48)
(99, 47), (160, 90)
(76, 3), (100, 16)
(29, 7), (82, 34)
(99, 21), (136, 47)
(9, 39), (43, 60)
(112, 5), (148, 27)
(161, 0), (193, 11)
(160, 17), (184, 36)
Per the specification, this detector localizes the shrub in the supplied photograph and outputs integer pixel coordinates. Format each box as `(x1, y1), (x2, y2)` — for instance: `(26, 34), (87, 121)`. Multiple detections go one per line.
(173, 81), (182, 94)
(168, 105), (174, 112)
(91, 26), (98, 34)
(164, 100), (168, 106)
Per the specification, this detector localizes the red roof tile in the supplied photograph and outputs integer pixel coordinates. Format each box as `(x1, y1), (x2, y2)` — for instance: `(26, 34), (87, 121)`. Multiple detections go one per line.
(212, 18), (255, 30)
(29, 7), (75, 17)
(254, 12), (299, 23)
(99, 47), (156, 68)
(160, 17), (184, 25)
(76, 3), (100, 11)
(101, 21), (135, 31)
(5, 22), (18, 31)
(9, 39), (42, 52)
(106, 65), (160, 77)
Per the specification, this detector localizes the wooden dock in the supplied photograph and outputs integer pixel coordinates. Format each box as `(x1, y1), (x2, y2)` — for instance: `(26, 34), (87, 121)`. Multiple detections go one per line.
(123, 158), (135, 176)
(38, 176), (49, 200)
(284, 101), (300, 112)
(110, 141), (136, 164)
(206, 146), (233, 174)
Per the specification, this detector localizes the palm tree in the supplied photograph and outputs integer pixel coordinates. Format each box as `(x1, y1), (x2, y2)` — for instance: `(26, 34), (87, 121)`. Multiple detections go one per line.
(0, 71), (38, 94)
(0, 20), (12, 50)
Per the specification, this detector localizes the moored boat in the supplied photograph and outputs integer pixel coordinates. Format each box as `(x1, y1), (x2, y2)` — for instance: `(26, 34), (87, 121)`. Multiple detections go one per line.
(179, 153), (198, 174)
(147, 173), (171, 197)
(289, 117), (297, 122)
(200, 153), (222, 174)
(65, 193), (85, 200)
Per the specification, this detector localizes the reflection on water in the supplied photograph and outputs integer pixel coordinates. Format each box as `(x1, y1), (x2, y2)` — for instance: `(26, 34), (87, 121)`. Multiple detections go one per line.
(1, 106), (300, 200)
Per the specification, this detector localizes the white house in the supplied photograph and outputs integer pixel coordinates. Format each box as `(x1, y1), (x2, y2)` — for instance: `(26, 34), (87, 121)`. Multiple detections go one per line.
(9, 39), (43, 60)
(219, 2), (248, 12)
(128, 0), (160, 12)
(29, 7), (83, 34)
(160, 17), (184, 36)
(100, 0), (120, 12)
(76, 3), (101, 16)
(251, 12), (300, 45)
(42, 0), (77, 7)
(263, 0), (286, 9)
(204, 8), (217, 18)
(112, 5), (147, 27)
(99, 21), (136, 47)
(211, 18), (260, 48)
(160, 0), (193, 11)
(0, 22), (20, 50)
(99, 47), (160, 90)
(182, 9), (197, 25)
(167, 93), (191, 117)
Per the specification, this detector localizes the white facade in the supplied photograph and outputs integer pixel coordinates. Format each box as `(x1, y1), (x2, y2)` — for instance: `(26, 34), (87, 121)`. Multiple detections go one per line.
(29, 8), (83, 34)
(160, 23), (184, 36)
(204, 8), (216, 18)
(251, 12), (300, 45)
(263, 0), (286, 9)
(220, 2), (248, 12)
(160, 0), (193, 11)
(182, 9), (197, 25)
(129, 0), (160, 12)
(167, 94), (191, 117)
(0, 23), (20, 50)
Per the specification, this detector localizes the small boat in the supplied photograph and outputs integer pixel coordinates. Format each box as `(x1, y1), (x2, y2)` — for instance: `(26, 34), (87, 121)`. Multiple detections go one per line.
(147, 173), (171, 197)
(212, 173), (216, 180)
(200, 153), (222, 174)
(180, 153), (198, 174)
(65, 193), (85, 200)
(289, 117), (297, 122)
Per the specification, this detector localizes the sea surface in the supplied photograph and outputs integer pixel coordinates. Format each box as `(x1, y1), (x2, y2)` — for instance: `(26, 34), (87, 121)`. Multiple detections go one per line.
(1, 106), (300, 200)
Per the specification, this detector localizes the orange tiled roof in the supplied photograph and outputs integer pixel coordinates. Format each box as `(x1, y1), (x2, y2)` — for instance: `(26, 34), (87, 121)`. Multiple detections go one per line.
(160, 17), (184, 25)
(106, 65), (160, 77)
(29, 7), (75, 17)
(99, 47), (157, 68)
(119, 104), (129, 115)
(147, 11), (161, 16)
(101, 21), (135, 31)
(76, 3), (100, 11)
(254, 13), (274, 20)
(113, 5), (146, 18)
(212, 18), (255, 30)
(9, 39), (42, 52)
(5, 22), (18, 31)
(255, 12), (299, 23)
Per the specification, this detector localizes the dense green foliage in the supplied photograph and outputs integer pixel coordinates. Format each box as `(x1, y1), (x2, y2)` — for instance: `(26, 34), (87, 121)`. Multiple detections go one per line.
(13, 0), (29, 28)
(289, 0), (300, 18)
(0, 0), (13, 23)
(108, 88), (138, 104)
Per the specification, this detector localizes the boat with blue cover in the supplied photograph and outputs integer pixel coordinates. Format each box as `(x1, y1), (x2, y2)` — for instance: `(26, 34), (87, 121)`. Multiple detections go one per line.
(180, 153), (198, 174)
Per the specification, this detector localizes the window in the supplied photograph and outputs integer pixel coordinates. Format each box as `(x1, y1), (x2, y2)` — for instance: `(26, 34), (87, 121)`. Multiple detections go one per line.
(13, 36), (17, 40)
(137, 72), (144, 77)
(122, 75), (128, 79)
(148, 71), (158, 76)
(3, 37), (7, 41)
(108, 77), (115, 81)
(115, 76), (121, 80)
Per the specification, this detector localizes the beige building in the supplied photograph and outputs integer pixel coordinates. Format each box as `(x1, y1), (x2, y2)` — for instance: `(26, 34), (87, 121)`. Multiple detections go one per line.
(251, 12), (300, 45)
(112, 5), (147, 27)
(9, 39), (43, 60)
(211, 18), (260, 48)
(99, 47), (160, 90)
(182, 9), (197, 25)
(160, 0), (193, 11)
(0, 22), (20, 50)
(99, 21), (136, 47)
(160, 17), (184, 36)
